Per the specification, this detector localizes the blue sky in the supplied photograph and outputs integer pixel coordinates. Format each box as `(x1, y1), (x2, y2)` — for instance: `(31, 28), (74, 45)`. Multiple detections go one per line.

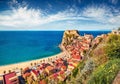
(0, 0), (120, 30)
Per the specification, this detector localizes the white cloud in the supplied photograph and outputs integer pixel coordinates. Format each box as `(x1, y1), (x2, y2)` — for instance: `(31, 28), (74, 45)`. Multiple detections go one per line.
(0, 5), (89, 29)
(82, 5), (120, 25)
(108, 15), (120, 24)
(82, 6), (106, 18)
(0, 0), (120, 30)
(0, 7), (43, 27)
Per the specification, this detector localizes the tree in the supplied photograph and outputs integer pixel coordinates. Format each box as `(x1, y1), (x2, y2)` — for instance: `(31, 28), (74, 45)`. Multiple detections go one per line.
(118, 27), (120, 30)
(105, 34), (120, 59)
(9, 70), (11, 73)
(30, 63), (33, 66)
(106, 42), (120, 59)
(3, 71), (6, 74)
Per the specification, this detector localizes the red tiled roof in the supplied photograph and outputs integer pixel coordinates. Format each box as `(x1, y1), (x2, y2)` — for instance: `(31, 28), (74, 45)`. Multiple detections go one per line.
(45, 66), (54, 71)
(49, 73), (59, 80)
(39, 80), (47, 84)
(61, 65), (67, 71)
(23, 67), (29, 71)
(22, 72), (31, 79)
(23, 67), (29, 73)
(58, 71), (64, 75)
(69, 64), (74, 67)
(72, 54), (81, 59)
(31, 70), (39, 76)
(53, 73), (58, 77)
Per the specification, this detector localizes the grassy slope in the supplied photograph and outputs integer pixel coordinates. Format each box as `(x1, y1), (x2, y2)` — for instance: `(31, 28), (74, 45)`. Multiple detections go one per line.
(66, 34), (120, 84)
(87, 34), (120, 84)
(87, 59), (120, 84)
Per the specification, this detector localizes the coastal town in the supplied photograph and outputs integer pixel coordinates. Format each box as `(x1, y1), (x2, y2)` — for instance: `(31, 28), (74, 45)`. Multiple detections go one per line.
(0, 30), (108, 84)
(1, 0), (120, 83)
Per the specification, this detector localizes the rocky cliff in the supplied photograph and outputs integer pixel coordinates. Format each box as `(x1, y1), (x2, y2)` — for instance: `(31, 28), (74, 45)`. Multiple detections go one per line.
(60, 30), (82, 51)
(61, 30), (81, 45)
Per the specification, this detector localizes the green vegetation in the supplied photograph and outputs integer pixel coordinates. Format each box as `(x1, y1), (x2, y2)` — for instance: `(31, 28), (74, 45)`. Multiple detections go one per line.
(65, 33), (120, 84)
(72, 67), (78, 78)
(65, 61), (85, 83)
(87, 34), (120, 84)
(65, 59), (95, 84)
(118, 27), (120, 30)
(72, 61), (85, 78)
(105, 34), (120, 59)
(88, 59), (120, 84)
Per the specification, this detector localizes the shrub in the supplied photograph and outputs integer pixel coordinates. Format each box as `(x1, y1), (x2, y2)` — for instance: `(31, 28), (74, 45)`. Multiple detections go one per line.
(80, 58), (95, 81)
(72, 61), (85, 78)
(106, 42), (120, 59)
(72, 68), (78, 78)
(118, 27), (120, 30)
(107, 34), (119, 43)
(105, 34), (120, 59)
(87, 59), (120, 84)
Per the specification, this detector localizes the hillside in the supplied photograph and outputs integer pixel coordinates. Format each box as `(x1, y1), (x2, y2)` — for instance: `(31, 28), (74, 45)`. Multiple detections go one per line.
(60, 30), (120, 84)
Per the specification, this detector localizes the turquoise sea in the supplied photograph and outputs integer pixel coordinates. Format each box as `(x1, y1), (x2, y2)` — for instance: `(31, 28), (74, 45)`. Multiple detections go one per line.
(0, 31), (110, 66)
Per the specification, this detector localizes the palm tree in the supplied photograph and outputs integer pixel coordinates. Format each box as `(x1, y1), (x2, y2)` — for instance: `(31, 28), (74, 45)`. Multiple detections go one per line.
(8, 70), (11, 73)
(50, 58), (52, 61)
(48, 58), (49, 61)
(20, 68), (23, 74)
(43, 60), (45, 63)
(40, 60), (42, 63)
(3, 70), (6, 74)
(30, 63), (33, 66)
(34, 62), (37, 66)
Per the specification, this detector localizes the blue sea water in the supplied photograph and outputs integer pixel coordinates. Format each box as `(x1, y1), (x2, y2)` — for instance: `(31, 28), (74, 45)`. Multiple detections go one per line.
(0, 31), (110, 66)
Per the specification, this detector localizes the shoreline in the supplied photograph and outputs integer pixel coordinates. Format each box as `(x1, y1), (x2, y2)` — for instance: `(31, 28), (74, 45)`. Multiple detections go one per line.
(0, 51), (69, 75)
(0, 51), (61, 67)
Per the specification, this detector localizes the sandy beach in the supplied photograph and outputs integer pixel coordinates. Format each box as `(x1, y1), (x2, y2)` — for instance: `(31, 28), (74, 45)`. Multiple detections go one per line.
(0, 51), (70, 80)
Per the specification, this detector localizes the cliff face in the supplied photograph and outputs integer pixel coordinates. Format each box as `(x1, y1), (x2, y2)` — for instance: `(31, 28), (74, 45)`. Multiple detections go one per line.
(60, 30), (93, 51)
(61, 30), (81, 46)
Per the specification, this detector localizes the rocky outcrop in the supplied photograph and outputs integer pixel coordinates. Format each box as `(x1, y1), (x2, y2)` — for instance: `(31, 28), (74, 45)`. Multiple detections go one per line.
(60, 30), (81, 51)
(61, 30), (81, 46)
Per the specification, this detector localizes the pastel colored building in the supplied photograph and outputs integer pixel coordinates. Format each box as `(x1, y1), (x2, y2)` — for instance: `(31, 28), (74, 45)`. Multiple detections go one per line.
(3, 72), (19, 84)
